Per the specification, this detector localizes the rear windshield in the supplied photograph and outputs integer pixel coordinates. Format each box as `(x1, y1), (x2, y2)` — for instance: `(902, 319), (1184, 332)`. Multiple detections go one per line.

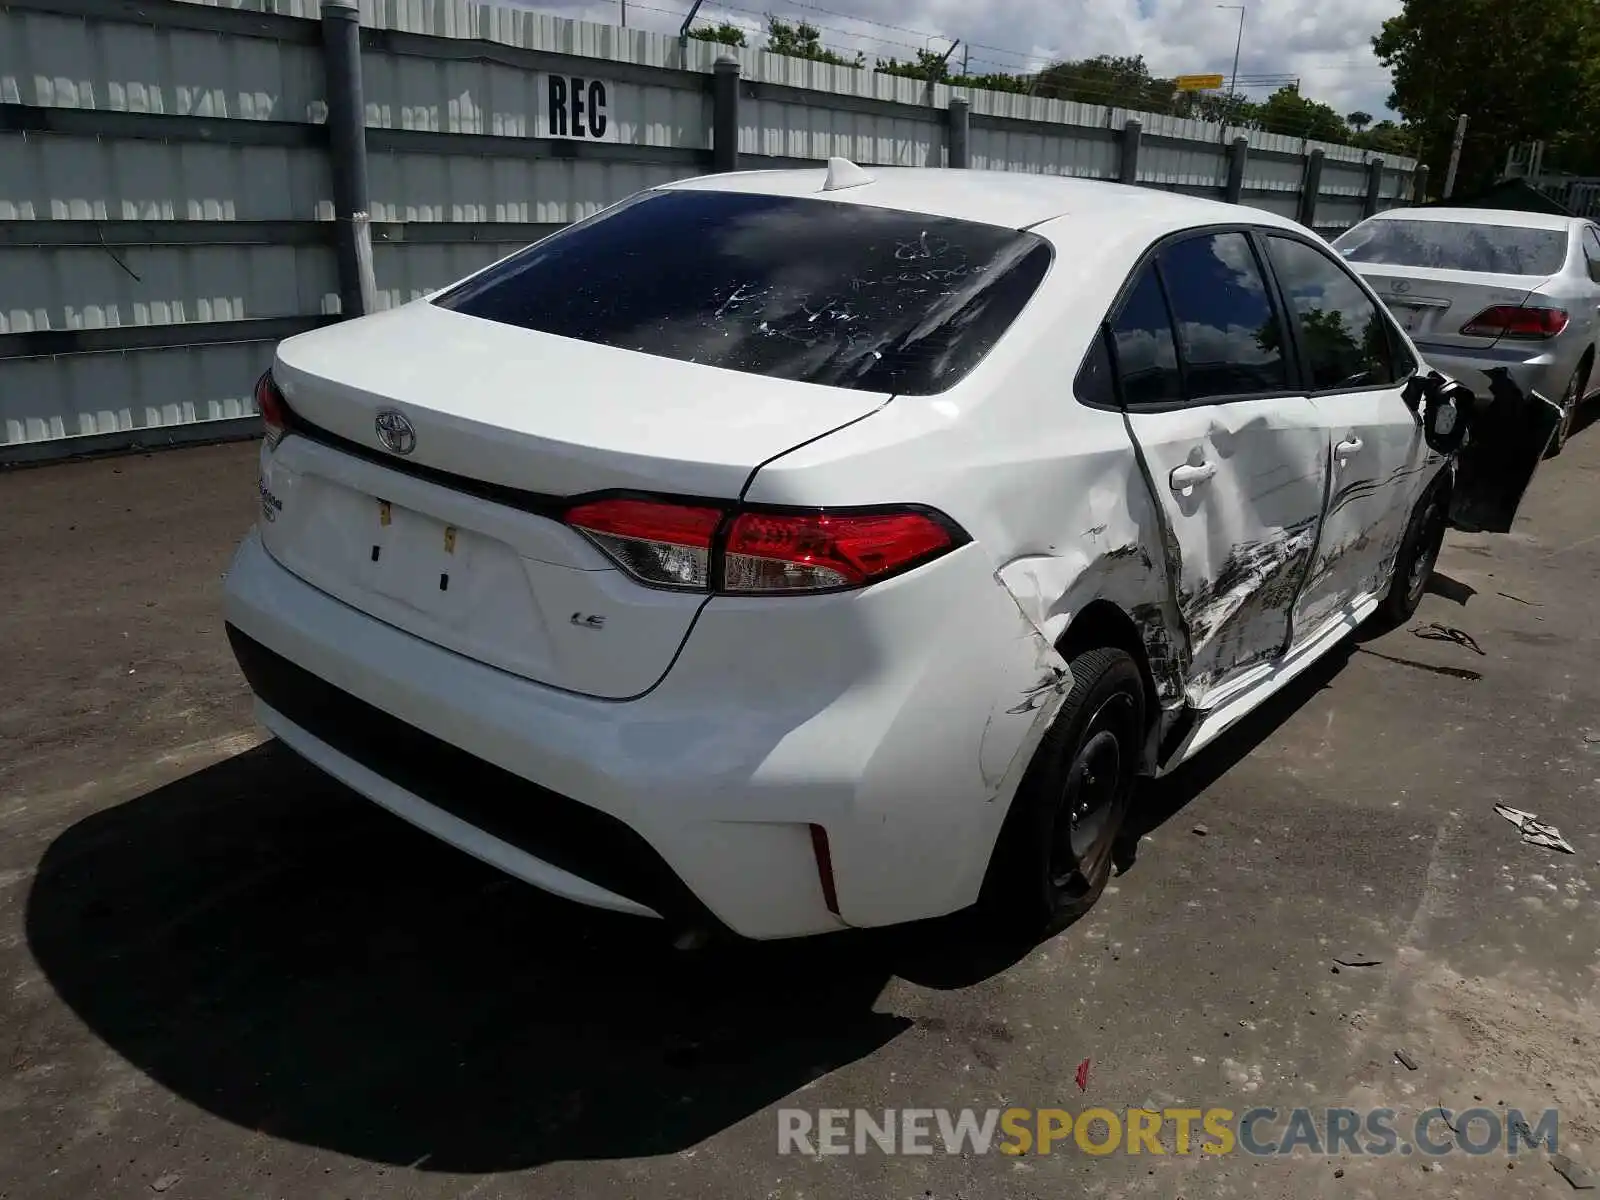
(431, 189), (1052, 395)
(1333, 218), (1569, 276)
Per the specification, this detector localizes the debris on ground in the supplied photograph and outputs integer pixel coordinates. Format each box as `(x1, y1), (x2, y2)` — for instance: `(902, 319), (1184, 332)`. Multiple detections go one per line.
(150, 1174), (182, 1194)
(1494, 804), (1577, 854)
(1497, 591), (1541, 606)
(1551, 1153), (1598, 1190)
(1191, 824), (1210, 837)
(1075, 1057), (1091, 1092)
(1411, 622), (1486, 655)
(1332, 956), (1383, 968)
(1333, 1167), (1344, 1178)
(1394, 1049), (1420, 1070)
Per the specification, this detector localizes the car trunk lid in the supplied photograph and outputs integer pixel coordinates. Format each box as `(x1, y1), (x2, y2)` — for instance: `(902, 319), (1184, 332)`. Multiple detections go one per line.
(1349, 263), (1549, 352)
(260, 301), (889, 698)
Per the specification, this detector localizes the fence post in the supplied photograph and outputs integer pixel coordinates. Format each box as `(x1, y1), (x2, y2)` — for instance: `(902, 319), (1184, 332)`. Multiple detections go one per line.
(711, 55), (740, 174)
(1297, 147), (1325, 229)
(1119, 119), (1142, 186)
(1225, 135), (1248, 204)
(321, 0), (375, 318)
(1411, 164), (1430, 204)
(947, 96), (970, 169)
(1363, 158), (1384, 218)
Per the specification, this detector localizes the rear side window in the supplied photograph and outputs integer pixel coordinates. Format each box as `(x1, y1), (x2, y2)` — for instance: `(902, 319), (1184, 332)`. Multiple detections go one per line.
(1334, 218), (1568, 276)
(1109, 265), (1182, 406)
(1157, 232), (1288, 400)
(432, 189), (1052, 396)
(1583, 227), (1600, 282)
(1266, 236), (1395, 391)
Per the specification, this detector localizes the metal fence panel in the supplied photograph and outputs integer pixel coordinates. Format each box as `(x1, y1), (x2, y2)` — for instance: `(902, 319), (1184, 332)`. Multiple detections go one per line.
(3, 0), (1418, 460)
(0, 134), (332, 221)
(2, 341), (268, 446)
(0, 243), (335, 333)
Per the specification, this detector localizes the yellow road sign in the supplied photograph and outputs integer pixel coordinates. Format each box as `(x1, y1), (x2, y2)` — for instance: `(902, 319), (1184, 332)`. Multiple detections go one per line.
(1174, 73), (1225, 92)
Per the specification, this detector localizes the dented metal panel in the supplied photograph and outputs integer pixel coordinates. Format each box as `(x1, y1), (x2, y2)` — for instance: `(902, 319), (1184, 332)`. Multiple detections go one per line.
(1122, 399), (1330, 705)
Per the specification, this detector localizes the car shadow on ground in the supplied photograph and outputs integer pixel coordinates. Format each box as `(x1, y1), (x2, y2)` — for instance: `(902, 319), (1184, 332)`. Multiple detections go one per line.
(24, 628), (1377, 1174)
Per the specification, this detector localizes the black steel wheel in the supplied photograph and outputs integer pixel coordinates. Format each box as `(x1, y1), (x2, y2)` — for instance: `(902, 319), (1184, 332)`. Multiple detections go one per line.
(982, 646), (1145, 939)
(1547, 360), (1589, 458)
(1378, 478), (1448, 625)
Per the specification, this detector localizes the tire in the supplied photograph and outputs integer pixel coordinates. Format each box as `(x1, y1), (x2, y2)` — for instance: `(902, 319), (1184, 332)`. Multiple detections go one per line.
(981, 646), (1145, 940)
(1546, 360), (1589, 458)
(1377, 478), (1448, 626)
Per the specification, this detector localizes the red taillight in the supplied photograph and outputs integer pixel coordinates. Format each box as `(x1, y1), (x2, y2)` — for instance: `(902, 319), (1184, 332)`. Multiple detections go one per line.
(1460, 305), (1569, 339)
(255, 371), (289, 447)
(562, 499), (962, 594)
(564, 498), (723, 590)
(723, 509), (955, 592)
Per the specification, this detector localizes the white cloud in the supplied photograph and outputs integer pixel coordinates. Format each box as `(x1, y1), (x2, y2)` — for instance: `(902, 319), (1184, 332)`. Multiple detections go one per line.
(549, 0), (1402, 118)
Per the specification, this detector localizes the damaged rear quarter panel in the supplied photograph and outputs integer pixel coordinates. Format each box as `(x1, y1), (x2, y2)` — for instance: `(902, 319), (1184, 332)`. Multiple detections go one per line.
(738, 244), (1189, 796)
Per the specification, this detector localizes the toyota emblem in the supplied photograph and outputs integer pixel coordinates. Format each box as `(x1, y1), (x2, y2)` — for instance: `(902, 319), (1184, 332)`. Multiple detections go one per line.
(374, 408), (417, 456)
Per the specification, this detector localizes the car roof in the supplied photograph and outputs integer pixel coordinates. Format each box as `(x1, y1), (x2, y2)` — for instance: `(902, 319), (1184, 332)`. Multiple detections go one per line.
(660, 164), (1307, 237)
(1366, 205), (1581, 232)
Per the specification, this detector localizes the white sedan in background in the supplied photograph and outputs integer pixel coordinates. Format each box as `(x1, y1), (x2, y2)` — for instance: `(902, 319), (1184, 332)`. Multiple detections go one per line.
(223, 164), (1551, 942)
(1335, 206), (1600, 454)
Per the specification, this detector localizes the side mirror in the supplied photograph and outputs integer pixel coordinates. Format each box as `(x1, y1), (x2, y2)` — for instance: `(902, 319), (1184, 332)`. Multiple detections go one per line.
(1402, 368), (1440, 413)
(1422, 380), (1473, 456)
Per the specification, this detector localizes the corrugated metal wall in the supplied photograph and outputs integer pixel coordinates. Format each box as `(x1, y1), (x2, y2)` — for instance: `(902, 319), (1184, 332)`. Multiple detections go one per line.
(0, 0), (1419, 461)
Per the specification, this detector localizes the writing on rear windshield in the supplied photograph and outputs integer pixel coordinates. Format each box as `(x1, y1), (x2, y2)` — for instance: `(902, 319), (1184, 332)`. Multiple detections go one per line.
(430, 190), (1052, 396)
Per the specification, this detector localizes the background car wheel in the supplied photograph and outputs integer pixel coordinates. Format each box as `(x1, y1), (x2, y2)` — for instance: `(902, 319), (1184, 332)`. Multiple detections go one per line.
(981, 646), (1145, 941)
(1377, 479), (1448, 626)
(1546, 360), (1589, 458)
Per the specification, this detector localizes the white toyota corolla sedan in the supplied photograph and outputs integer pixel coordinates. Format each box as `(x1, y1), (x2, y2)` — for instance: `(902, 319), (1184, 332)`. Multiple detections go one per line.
(223, 163), (1553, 941)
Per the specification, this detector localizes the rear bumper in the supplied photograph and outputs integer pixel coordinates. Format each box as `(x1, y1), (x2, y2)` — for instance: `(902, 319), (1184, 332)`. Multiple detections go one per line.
(1410, 340), (1569, 403)
(222, 531), (1050, 939)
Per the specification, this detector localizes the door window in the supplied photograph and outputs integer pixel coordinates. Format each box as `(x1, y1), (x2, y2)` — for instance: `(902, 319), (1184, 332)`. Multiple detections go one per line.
(1266, 235), (1397, 391)
(1109, 265), (1182, 407)
(1156, 232), (1288, 400)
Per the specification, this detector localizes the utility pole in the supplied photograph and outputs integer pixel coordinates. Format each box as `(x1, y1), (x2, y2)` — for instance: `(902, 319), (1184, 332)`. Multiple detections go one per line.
(1216, 5), (1245, 140)
(1443, 111), (1468, 198)
(620, 0), (626, 25)
(962, 44), (969, 76)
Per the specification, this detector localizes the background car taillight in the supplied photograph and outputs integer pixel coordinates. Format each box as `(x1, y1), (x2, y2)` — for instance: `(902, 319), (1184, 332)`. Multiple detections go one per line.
(255, 371), (289, 448)
(1460, 305), (1569, 339)
(563, 499), (963, 595)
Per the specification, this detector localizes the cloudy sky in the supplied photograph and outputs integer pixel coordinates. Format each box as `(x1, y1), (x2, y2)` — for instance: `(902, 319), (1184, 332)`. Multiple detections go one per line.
(543, 0), (1404, 119)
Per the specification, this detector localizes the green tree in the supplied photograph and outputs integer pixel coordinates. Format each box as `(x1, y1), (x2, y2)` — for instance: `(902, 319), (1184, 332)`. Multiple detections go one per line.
(689, 21), (747, 47)
(1352, 119), (1421, 158)
(1346, 110), (1373, 132)
(1255, 84), (1350, 142)
(1373, 0), (1600, 188)
(875, 49), (953, 83)
(1029, 54), (1177, 110)
(765, 17), (862, 67)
